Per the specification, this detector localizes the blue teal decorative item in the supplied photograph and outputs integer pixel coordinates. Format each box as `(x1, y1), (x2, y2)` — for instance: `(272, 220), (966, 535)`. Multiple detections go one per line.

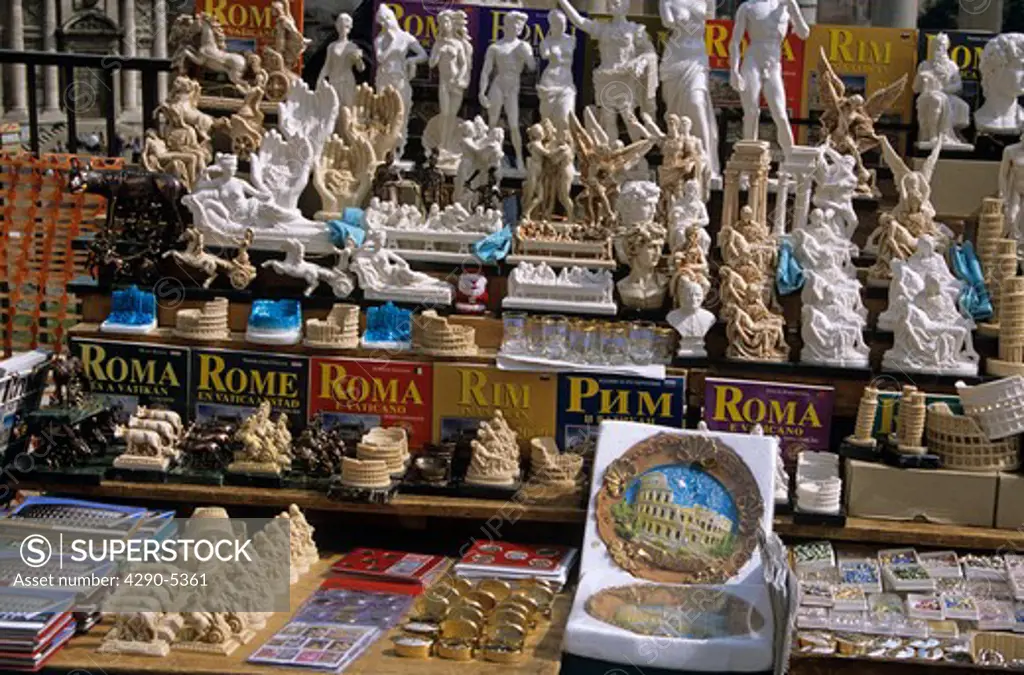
(776, 238), (805, 295)
(327, 208), (366, 248)
(246, 299), (302, 345)
(950, 241), (993, 321)
(472, 226), (512, 263)
(101, 285), (157, 334)
(362, 302), (412, 350)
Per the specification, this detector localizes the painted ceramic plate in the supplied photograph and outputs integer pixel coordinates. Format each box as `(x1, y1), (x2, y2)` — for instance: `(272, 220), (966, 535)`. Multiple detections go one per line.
(595, 432), (764, 584)
(585, 584), (765, 638)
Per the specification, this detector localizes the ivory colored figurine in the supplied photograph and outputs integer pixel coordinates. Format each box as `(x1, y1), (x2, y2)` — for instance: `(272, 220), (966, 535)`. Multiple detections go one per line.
(729, 0), (811, 157)
(975, 33), (1024, 135)
(817, 49), (908, 194)
(317, 13), (365, 110)
(425, 9), (473, 169)
(262, 239), (355, 298)
(659, 0), (720, 177)
(172, 298), (230, 341)
(1000, 132), (1024, 244)
(314, 85), (405, 219)
(349, 231), (455, 305)
(465, 411), (521, 487)
(615, 182), (669, 310)
(479, 11), (536, 171)
(893, 386), (927, 455)
(882, 275), (980, 376)
(537, 10), (577, 133)
(528, 437), (584, 495)
(844, 386), (880, 450)
(811, 146), (860, 240)
(668, 278), (714, 358)
(669, 180), (711, 254)
(113, 409), (183, 472)
(914, 33), (973, 151)
(228, 402), (293, 476)
(304, 304), (360, 349)
(375, 4), (428, 160)
(642, 113), (711, 204)
(412, 310), (478, 356)
(670, 226), (711, 295)
(340, 457), (392, 491)
(99, 613), (181, 656)
(557, 0), (658, 144)
(723, 276), (790, 363)
(279, 504), (318, 581)
(163, 227), (257, 290)
(522, 121), (575, 222)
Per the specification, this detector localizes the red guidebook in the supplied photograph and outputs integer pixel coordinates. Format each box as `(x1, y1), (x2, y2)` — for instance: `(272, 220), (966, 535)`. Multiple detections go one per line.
(330, 548), (449, 589)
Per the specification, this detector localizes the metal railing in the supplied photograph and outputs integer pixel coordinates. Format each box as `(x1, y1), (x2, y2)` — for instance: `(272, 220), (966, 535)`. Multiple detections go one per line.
(0, 49), (173, 157)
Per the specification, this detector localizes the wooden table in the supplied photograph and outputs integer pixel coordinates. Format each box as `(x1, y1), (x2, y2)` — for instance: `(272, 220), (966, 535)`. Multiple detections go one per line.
(44, 558), (566, 675)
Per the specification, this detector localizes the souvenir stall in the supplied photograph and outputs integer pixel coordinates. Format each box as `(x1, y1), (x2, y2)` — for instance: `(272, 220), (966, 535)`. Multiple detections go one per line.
(4, 0), (1024, 672)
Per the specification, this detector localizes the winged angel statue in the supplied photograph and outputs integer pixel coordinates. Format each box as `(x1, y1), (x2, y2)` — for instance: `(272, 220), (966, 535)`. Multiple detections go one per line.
(817, 47), (908, 195)
(313, 84), (405, 218)
(569, 107), (654, 230)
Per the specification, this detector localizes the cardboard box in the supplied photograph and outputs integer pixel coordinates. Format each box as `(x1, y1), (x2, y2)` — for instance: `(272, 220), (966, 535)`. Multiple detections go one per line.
(997, 473), (1024, 530)
(846, 459), (997, 528)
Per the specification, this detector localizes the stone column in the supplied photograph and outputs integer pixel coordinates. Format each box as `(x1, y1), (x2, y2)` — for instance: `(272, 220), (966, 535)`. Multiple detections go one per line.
(8, 0), (28, 119)
(869, 0), (919, 28)
(959, 0), (1004, 32)
(121, 0), (141, 117)
(42, 0), (61, 116)
(154, 0), (168, 100)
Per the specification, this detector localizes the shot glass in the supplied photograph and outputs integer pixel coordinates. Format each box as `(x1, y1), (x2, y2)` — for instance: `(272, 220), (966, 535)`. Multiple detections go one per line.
(568, 321), (599, 364)
(542, 315), (569, 361)
(501, 312), (528, 355)
(628, 321), (657, 365)
(602, 323), (629, 366)
(654, 327), (677, 365)
(527, 316), (545, 357)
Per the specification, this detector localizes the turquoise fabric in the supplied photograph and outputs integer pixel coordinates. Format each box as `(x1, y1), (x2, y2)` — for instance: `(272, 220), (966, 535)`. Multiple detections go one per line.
(776, 238), (805, 295)
(950, 241), (993, 321)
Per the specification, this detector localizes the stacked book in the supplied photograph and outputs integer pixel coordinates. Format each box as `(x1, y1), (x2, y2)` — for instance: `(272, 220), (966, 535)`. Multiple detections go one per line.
(0, 588), (77, 671)
(454, 541), (578, 588)
(330, 548), (451, 593)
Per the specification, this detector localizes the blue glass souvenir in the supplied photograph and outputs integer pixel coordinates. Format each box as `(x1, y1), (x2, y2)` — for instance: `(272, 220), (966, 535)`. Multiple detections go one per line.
(100, 285), (157, 334)
(950, 241), (993, 322)
(246, 299), (302, 345)
(362, 302), (412, 350)
(472, 226), (512, 263)
(776, 238), (805, 295)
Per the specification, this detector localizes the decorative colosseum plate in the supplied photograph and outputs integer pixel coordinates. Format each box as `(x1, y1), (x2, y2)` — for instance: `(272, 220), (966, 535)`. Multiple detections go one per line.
(595, 432), (763, 584)
(584, 584), (765, 638)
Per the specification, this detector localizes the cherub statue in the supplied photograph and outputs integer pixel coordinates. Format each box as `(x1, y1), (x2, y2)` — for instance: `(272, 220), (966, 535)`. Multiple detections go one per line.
(817, 48), (908, 194)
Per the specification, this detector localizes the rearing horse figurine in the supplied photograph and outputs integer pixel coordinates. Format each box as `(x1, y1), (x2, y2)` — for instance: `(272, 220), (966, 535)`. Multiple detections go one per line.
(170, 13), (259, 92)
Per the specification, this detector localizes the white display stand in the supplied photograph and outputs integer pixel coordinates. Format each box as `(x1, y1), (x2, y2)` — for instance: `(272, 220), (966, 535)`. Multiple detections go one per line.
(563, 421), (778, 672)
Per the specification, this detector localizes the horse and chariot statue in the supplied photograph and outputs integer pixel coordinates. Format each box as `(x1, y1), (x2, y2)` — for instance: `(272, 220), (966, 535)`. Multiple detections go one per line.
(169, 2), (310, 106)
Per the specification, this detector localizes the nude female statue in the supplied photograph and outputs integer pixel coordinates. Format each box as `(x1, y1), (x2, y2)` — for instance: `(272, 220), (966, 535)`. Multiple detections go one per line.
(659, 0), (720, 176)
(374, 4), (428, 160)
(729, 0), (810, 158)
(429, 9), (473, 160)
(479, 11), (536, 171)
(537, 9), (577, 133)
(317, 13), (364, 110)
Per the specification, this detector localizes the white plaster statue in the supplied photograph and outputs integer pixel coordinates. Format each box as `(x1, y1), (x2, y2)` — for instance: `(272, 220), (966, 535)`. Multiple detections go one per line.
(659, 0), (720, 176)
(811, 146), (859, 241)
(877, 260), (926, 333)
(792, 208), (858, 274)
(374, 4), (428, 160)
(730, 0), (810, 158)
(505, 263), (616, 315)
(349, 231), (454, 304)
(615, 181), (668, 310)
(667, 278), (714, 357)
(261, 239), (355, 298)
(425, 9), (473, 169)
(882, 275), (980, 376)
(453, 117), (505, 209)
(184, 154), (324, 247)
(479, 11), (536, 171)
(270, 0), (310, 71)
(1000, 130), (1024, 244)
(317, 13), (365, 111)
(537, 10), (577, 133)
(557, 0), (658, 145)
(976, 33), (1024, 135)
(642, 113), (711, 204)
(668, 179), (710, 254)
(915, 33), (972, 151)
(774, 446), (789, 505)
(800, 281), (870, 368)
(802, 267), (866, 326)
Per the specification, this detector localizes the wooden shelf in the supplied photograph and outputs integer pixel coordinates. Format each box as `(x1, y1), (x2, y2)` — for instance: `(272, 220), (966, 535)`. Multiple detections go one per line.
(20, 480), (587, 524)
(790, 653), (988, 674)
(775, 515), (1024, 551)
(46, 556), (566, 675)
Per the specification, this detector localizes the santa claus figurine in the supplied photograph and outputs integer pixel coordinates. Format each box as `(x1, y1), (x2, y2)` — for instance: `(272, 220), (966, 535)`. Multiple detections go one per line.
(456, 271), (489, 314)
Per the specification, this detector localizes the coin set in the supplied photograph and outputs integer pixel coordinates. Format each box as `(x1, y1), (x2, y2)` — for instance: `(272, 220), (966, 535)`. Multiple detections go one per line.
(391, 578), (556, 663)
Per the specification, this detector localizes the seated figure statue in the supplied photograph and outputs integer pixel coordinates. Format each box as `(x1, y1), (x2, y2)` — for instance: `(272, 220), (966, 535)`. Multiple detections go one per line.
(348, 231), (454, 303)
(800, 284), (870, 368)
(882, 275), (979, 376)
(792, 208), (857, 273)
